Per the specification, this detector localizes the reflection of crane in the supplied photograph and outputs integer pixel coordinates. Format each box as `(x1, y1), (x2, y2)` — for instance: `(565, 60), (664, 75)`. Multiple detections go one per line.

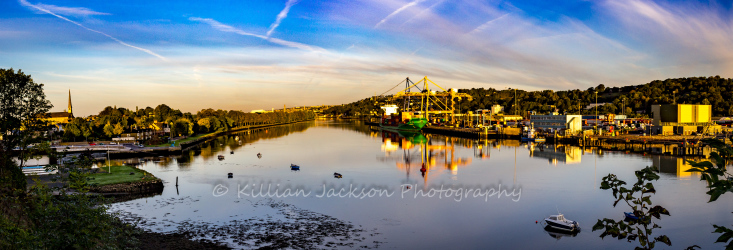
(473, 139), (494, 159)
(390, 76), (473, 125)
(380, 131), (473, 186)
(418, 138), (473, 185)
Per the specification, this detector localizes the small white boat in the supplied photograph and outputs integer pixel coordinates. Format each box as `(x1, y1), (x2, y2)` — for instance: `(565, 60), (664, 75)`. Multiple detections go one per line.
(544, 213), (579, 232)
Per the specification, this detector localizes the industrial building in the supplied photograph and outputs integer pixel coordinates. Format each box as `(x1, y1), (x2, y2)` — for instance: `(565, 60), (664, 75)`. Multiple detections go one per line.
(529, 114), (583, 133)
(649, 104), (720, 135)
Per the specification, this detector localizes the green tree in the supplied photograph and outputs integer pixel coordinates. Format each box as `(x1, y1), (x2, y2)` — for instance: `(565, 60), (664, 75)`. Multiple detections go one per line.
(687, 139), (733, 248)
(197, 117), (211, 132)
(593, 166), (671, 249)
(171, 118), (192, 137)
(81, 123), (92, 141)
(0, 68), (52, 191)
(103, 122), (114, 138)
(112, 123), (124, 136)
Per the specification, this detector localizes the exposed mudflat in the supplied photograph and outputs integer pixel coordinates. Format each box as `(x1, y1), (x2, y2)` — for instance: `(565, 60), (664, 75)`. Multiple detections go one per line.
(115, 198), (383, 249)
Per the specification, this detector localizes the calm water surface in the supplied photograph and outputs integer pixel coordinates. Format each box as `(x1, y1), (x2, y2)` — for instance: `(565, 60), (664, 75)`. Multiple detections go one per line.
(107, 120), (733, 249)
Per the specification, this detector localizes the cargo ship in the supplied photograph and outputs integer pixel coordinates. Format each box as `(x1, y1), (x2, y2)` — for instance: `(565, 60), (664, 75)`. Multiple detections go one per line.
(380, 115), (428, 131)
(380, 105), (427, 131)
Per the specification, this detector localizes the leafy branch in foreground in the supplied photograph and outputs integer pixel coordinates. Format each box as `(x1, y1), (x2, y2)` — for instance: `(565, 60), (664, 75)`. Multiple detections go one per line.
(686, 138), (733, 249)
(593, 166), (671, 249)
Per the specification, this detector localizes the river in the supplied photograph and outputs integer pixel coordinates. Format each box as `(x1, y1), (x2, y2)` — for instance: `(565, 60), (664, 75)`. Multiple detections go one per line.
(105, 119), (733, 249)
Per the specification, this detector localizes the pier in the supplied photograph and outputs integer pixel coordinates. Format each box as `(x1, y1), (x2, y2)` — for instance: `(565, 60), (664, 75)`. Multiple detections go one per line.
(368, 123), (725, 158)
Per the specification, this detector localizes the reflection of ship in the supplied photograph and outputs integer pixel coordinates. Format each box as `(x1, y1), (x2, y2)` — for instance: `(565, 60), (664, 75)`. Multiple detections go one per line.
(530, 145), (582, 165)
(383, 129), (427, 145)
(543, 225), (579, 240)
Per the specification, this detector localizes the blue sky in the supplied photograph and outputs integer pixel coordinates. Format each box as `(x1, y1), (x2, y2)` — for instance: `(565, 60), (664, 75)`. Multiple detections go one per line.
(2, 0), (732, 116)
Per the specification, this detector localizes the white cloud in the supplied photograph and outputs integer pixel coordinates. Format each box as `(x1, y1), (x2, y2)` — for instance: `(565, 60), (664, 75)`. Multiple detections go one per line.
(603, 0), (733, 74)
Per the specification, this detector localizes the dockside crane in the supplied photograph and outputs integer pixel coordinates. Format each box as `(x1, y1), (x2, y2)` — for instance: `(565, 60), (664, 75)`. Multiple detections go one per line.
(391, 76), (473, 125)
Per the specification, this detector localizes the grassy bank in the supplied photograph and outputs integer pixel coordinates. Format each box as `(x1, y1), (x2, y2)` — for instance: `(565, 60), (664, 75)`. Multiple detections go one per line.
(88, 165), (153, 186)
(175, 132), (217, 144)
(144, 132), (217, 147)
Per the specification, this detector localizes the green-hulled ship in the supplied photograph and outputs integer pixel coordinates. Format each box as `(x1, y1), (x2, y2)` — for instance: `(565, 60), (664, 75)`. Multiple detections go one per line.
(380, 116), (428, 131)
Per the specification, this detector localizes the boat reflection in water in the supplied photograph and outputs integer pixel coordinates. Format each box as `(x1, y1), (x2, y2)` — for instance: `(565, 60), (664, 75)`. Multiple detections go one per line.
(379, 129), (472, 186)
(543, 225), (580, 240)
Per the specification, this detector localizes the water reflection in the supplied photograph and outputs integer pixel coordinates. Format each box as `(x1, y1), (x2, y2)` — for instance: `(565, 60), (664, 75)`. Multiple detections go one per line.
(379, 129), (474, 185)
(530, 145), (583, 165)
(544, 226), (579, 240)
(653, 155), (703, 178)
(100, 120), (733, 249)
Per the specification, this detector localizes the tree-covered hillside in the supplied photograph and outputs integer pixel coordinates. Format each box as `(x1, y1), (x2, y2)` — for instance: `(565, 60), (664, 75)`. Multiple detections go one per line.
(326, 76), (733, 118)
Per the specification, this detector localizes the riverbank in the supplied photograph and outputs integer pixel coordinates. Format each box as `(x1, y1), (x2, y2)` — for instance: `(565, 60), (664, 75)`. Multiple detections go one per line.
(88, 165), (164, 194)
(89, 119), (316, 158)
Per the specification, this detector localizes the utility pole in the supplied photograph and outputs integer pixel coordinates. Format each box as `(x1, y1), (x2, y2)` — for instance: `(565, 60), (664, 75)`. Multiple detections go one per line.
(622, 98), (625, 116)
(595, 91), (598, 133)
(514, 88), (517, 116)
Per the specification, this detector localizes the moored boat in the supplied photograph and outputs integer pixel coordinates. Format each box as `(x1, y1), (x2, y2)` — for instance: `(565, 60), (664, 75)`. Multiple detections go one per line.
(380, 114), (428, 131)
(624, 212), (644, 221)
(290, 164), (300, 171)
(544, 214), (579, 232)
(521, 123), (545, 142)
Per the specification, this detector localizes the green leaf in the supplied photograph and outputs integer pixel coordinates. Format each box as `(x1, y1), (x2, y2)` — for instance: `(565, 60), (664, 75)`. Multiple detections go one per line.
(709, 188), (726, 202)
(592, 220), (605, 231)
(655, 235), (672, 246)
(715, 232), (732, 243)
(642, 196), (652, 205)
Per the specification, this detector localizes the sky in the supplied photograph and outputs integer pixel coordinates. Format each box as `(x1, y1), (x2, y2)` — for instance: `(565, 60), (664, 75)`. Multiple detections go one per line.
(2, 0), (733, 116)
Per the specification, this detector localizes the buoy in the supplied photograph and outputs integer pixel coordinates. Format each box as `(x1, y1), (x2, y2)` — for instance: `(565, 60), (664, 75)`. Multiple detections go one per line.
(535, 221), (538, 223)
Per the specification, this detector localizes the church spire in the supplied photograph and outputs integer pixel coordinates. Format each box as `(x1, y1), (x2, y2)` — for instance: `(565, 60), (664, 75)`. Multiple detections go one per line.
(67, 89), (72, 115)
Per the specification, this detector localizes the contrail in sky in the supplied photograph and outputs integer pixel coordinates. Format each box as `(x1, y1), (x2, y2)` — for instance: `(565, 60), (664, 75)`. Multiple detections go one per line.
(190, 17), (325, 52)
(18, 0), (167, 61)
(468, 13), (510, 35)
(267, 0), (298, 38)
(375, 0), (427, 28)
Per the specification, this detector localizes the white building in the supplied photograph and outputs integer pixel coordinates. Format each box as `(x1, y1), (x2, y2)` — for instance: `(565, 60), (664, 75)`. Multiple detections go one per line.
(491, 105), (504, 115)
(530, 115), (583, 133)
(381, 105), (399, 116)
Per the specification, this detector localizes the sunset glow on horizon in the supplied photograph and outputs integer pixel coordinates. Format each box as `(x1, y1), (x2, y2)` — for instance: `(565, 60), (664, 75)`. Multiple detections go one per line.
(2, 0), (732, 116)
